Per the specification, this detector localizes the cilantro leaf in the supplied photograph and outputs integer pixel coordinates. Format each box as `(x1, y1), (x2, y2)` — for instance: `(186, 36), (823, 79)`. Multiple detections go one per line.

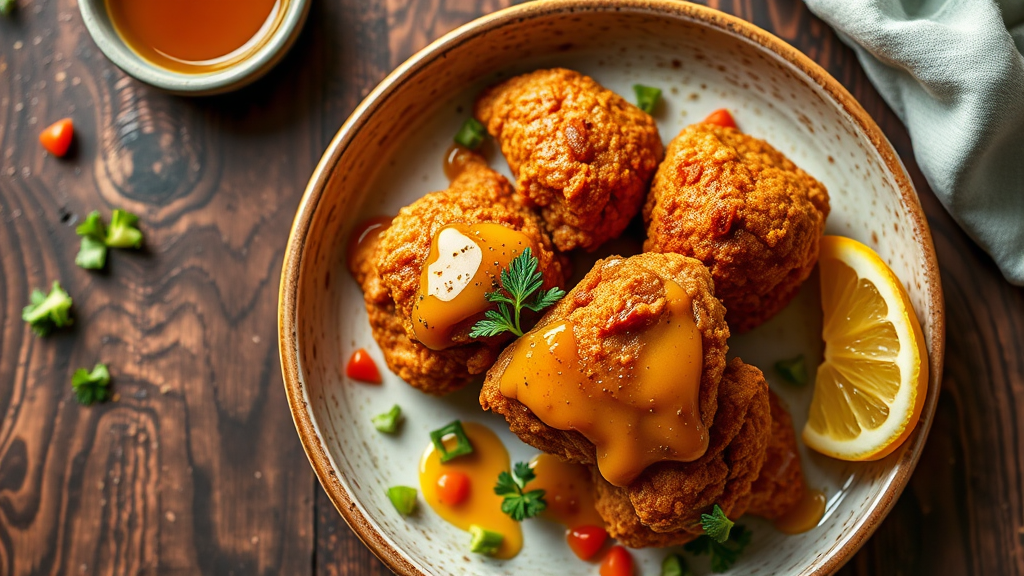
(22, 281), (73, 336)
(72, 363), (112, 405)
(106, 209), (143, 248)
(468, 248), (564, 339)
(684, 523), (751, 573)
(493, 461), (546, 521)
(700, 504), (735, 543)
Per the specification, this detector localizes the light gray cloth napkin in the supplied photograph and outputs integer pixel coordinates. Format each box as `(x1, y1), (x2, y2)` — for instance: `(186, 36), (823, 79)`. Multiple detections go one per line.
(804, 0), (1024, 285)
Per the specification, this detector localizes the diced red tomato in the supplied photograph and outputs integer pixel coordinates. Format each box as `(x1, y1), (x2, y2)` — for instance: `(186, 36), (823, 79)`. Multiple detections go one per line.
(436, 471), (471, 506)
(703, 108), (737, 129)
(566, 525), (608, 560)
(39, 118), (74, 157)
(600, 546), (634, 576)
(346, 348), (382, 384)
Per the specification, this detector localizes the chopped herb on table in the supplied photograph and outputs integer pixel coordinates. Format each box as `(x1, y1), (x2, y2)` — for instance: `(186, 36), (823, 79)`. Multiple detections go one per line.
(633, 84), (662, 114)
(494, 461), (546, 522)
(775, 354), (808, 385)
(468, 525), (504, 556)
(72, 363), (112, 405)
(683, 505), (751, 573)
(386, 486), (418, 516)
(371, 404), (402, 434)
(106, 209), (143, 248)
(468, 247), (565, 339)
(74, 208), (144, 270)
(22, 281), (73, 336)
(429, 420), (474, 462)
(454, 117), (487, 150)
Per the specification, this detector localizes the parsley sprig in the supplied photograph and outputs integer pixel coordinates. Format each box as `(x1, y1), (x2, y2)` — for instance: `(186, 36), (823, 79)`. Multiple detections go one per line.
(469, 248), (564, 338)
(494, 461), (546, 522)
(683, 505), (751, 573)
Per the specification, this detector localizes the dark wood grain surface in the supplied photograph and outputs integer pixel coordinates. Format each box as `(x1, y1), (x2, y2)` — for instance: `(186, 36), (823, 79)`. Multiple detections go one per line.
(1, 1), (1021, 574)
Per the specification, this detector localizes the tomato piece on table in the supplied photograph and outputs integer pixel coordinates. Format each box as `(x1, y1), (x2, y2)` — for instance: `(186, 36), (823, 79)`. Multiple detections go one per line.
(436, 471), (471, 506)
(566, 525), (608, 560)
(346, 348), (382, 384)
(39, 118), (74, 157)
(703, 108), (737, 129)
(600, 545), (634, 576)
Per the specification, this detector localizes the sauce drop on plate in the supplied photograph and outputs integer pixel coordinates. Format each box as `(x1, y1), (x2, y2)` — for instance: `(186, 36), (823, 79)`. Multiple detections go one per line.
(774, 489), (826, 534)
(418, 422), (523, 559)
(106, 0), (282, 73)
(346, 216), (392, 268)
(499, 281), (707, 487)
(529, 454), (604, 528)
(444, 144), (476, 181)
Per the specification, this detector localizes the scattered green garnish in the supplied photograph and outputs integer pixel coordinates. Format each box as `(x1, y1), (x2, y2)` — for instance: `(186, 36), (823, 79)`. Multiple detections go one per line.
(372, 404), (402, 434)
(684, 521), (751, 573)
(430, 420), (474, 463)
(72, 363), (112, 405)
(386, 486), (418, 516)
(22, 281), (73, 336)
(75, 211), (108, 269)
(0, 0), (14, 16)
(106, 209), (143, 249)
(661, 553), (692, 576)
(468, 247), (565, 339)
(494, 461), (546, 522)
(700, 504), (734, 543)
(633, 84), (662, 114)
(775, 354), (808, 385)
(468, 525), (504, 556)
(454, 117), (487, 150)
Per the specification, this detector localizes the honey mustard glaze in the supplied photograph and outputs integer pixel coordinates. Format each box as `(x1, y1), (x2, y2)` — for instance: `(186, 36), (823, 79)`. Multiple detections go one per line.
(529, 454), (604, 528)
(412, 223), (533, 350)
(774, 489), (827, 534)
(500, 281), (707, 487)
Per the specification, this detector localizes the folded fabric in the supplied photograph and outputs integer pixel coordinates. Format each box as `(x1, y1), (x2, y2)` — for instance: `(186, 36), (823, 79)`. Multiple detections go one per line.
(804, 0), (1024, 285)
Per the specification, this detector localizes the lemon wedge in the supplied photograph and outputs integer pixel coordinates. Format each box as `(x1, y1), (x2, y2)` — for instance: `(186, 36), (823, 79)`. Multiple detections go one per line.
(803, 236), (928, 461)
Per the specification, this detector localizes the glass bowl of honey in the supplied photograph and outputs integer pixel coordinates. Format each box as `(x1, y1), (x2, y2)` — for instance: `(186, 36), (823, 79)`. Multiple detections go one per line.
(79, 0), (309, 95)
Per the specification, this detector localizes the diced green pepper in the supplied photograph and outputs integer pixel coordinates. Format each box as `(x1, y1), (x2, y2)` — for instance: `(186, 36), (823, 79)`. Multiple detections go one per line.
(454, 118), (486, 150)
(386, 486), (417, 516)
(468, 525), (503, 556)
(633, 84), (662, 114)
(372, 405), (402, 434)
(430, 420), (474, 463)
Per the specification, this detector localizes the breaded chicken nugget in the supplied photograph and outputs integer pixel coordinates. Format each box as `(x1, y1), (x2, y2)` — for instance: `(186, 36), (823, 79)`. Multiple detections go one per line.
(350, 153), (568, 395)
(747, 390), (806, 520)
(644, 122), (829, 332)
(476, 68), (664, 251)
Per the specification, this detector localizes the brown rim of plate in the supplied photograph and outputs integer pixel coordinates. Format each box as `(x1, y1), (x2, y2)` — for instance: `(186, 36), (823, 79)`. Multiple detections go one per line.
(277, 1), (947, 574)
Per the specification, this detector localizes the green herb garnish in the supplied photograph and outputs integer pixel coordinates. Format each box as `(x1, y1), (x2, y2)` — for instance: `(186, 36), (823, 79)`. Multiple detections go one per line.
(454, 117), (487, 150)
(468, 525), (504, 555)
(72, 363), (112, 405)
(22, 281), (73, 336)
(430, 420), (474, 463)
(468, 247), (565, 339)
(633, 84), (662, 114)
(775, 354), (808, 385)
(494, 461), (546, 522)
(106, 209), (143, 249)
(372, 404), (402, 434)
(661, 553), (692, 576)
(386, 486), (418, 515)
(75, 211), (108, 269)
(684, 517), (751, 573)
(0, 0), (15, 16)
(700, 504), (734, 543)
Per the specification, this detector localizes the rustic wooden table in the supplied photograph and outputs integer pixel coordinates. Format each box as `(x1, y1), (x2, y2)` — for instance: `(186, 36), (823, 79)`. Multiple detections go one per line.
(2, 1), (1022, 574)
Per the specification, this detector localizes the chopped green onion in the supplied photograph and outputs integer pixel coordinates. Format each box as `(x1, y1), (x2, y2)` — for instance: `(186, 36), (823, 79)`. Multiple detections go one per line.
(775, 354), (808, 385)
(386, 486), (418, 515)
(661, 553), (692, 576)
(454, 118), (486, 150)
(430, 420), (474, 463)
(372, 405), (402, 434)
(633, 84), (662, 114)
(468, 525), (504, 556)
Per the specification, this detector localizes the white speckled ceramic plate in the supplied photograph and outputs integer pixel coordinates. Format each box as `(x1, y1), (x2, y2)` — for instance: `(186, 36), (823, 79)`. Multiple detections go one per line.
(279, 2), (945, 574)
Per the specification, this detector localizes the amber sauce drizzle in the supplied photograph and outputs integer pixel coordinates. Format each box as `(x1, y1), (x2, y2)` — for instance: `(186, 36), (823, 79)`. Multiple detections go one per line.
(529, 454), (604, 528)
(412, 223), (533, 350)
(444, 144), (476, 181)
(346, 216), (392, 268)
(499, 281), (707, 487)
(418, 423), (523, 559)
(774, 489), (827, 534)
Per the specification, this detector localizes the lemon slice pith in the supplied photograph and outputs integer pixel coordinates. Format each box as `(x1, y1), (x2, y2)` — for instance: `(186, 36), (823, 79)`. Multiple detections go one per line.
(803, 236), (929, 461)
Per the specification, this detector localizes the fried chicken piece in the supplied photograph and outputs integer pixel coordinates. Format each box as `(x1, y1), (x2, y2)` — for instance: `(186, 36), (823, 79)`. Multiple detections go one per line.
(747, 390), (806, 520)
(643, 122), (830, 332)
(475, 68), (664, 252)
(350, 152), (568, 395)
(480, 252), (730, 464)
(592, 359), (771, 546)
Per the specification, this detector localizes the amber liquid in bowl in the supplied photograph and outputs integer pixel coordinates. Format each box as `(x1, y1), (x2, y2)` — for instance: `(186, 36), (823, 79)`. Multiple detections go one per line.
(106, 0), (284, 74)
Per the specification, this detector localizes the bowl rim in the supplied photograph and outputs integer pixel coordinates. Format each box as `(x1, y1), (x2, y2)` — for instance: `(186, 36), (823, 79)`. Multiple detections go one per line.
(278, 1), (947, 574)
(78, 0), (310, 95)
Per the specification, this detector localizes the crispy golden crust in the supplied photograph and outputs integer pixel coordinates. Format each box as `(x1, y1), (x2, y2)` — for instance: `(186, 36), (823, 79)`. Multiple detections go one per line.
(747, 390), (806, 520)
(350, 153), (568, 395)
(643, 123), (829, 332)
(480, 252), (730, 463)
(476, 68), (664, 251)
(592, 359), (772, 547)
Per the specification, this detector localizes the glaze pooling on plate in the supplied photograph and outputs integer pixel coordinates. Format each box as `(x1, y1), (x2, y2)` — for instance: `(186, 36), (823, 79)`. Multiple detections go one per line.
(282, 3), (943, 575)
